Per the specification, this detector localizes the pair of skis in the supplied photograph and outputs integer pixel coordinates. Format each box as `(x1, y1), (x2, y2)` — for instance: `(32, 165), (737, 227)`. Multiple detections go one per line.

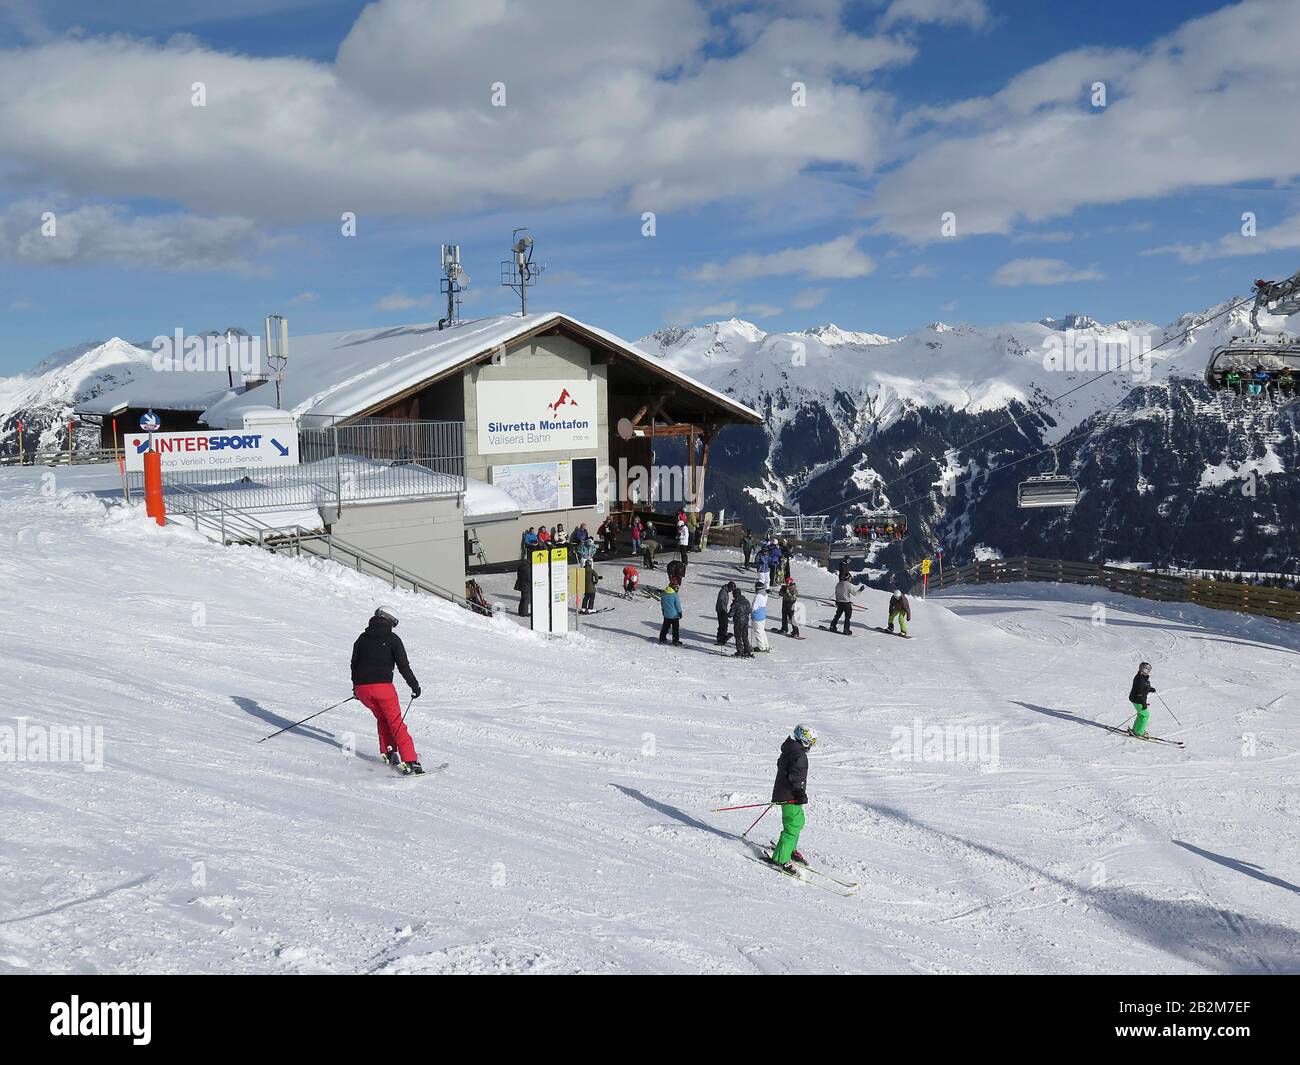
(1102, 725), (1185, 748)
(742, 841), (860, 896)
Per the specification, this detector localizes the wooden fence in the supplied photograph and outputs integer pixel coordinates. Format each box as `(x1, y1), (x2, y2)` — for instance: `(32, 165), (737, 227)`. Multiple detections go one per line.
(930, 556), (1300, 623)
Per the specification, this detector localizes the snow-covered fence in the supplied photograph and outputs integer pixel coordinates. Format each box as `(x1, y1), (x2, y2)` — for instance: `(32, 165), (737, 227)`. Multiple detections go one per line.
(931, 556), (1300, 623)
(134, 418), (466, 516)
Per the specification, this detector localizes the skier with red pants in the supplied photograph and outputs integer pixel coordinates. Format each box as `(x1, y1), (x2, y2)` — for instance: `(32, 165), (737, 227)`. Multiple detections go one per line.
(351, 607), (424, 774)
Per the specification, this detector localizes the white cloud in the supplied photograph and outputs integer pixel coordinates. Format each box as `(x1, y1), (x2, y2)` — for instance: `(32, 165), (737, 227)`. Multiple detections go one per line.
(375, 291), (434, 311)
(792, 287), (828, 309)
(879, 0), (990, 30)
(744, 303), (783, 318)
(0, 200), (270, 272)
(991, 258), (1104, 286)
(1145, 211), (1300, 264)
(687, 233), (875, 282)
(906, 264), (939, 278)
(288, 291), (320, 305)
(868, 0), (1300, 242)
(0, 2), (913, 224)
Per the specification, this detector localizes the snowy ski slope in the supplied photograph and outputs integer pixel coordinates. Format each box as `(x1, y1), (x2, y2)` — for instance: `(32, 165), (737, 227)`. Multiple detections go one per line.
(2, 466), (1298, 974)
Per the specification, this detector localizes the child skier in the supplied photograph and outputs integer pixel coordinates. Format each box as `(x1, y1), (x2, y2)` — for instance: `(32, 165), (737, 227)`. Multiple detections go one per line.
(579, 561), (600, 613)
(1128, 661), (1156, 737)
(659, 582), (683, 645)
(886, 587), (911, 636)
(770, 724), (817, 870)
(351, 607), (423, 775)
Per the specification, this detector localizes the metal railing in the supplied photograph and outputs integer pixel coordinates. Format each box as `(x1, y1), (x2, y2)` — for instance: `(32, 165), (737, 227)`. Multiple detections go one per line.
(166, 494), (480, 611)
(132, 419), (466, 516)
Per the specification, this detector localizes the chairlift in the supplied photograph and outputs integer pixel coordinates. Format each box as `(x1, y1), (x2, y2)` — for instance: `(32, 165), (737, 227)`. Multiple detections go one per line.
(1204, 270), (1300, 403)
(1017, 448), (1080, 509)
(850, 510), (908, 542)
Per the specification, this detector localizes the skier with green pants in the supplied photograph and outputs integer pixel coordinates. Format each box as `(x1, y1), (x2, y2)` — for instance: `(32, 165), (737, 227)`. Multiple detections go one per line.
(1128, 661), (1156, 737)
(770, 724), (817, 870)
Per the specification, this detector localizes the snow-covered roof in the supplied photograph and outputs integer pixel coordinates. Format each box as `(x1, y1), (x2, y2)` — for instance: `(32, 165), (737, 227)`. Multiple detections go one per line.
(79, 312), (762, 429)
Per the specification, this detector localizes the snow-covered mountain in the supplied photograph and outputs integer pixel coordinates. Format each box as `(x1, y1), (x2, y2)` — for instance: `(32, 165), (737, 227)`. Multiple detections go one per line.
(0, 337), (156, 454)
(640, 300), (1299, 573)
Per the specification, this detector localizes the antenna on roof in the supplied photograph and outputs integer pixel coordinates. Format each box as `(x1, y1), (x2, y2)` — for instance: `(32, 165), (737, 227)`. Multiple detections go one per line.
(500, 228), (545, 317)
(263, 314), (288, 409)
(438, 243), (470, 330)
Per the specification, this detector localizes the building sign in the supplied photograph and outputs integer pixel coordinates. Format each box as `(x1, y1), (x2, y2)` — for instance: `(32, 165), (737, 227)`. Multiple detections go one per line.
(124, 428), (300, 473)
(492, 460), (574, 512)
(476, 380), (597, 455)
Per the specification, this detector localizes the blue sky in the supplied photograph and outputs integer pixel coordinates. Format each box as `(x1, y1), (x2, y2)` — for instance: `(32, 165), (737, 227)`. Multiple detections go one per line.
(1, 0), (1298, 372)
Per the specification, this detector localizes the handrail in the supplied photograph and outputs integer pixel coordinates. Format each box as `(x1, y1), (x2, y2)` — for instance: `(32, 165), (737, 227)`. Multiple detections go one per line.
(163, 486), (483, 612)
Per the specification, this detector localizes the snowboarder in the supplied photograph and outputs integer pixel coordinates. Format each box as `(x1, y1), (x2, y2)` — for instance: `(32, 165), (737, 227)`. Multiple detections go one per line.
(778, 576), (801, 637)
(716, 581), (736, 645)
(770, 725), (817, 870)
(829, 574), (861, 634)
(1128, 661), (1156, 738)
(351, 607), (423, 774)
(580, 561), (600, 613)
(659, 582), (683, 645)
(623, 564), (641, 596)
(730, 586), (753, 657)
(751, 581), (771, 653)
(886, 587), (911, 636)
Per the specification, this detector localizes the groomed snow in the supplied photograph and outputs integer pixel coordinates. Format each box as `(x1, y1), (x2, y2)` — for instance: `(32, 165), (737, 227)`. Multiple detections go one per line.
(2, 468), (1298, 974)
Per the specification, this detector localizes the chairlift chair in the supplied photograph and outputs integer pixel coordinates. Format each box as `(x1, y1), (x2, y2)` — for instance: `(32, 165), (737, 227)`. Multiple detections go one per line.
(1204, 270), (1300, 403)
(1017, 448), (1080, 509)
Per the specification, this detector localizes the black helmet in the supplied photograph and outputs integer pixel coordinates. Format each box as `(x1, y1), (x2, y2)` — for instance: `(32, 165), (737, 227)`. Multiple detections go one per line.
(373, 607), (398, 627)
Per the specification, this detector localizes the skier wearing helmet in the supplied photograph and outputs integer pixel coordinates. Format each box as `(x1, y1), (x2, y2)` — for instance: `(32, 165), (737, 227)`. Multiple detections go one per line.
(351, 607), (423, 774)
(770, 725), (817, 870)
(778, 575), (801, 637)
(1128, 662), (1156, 738)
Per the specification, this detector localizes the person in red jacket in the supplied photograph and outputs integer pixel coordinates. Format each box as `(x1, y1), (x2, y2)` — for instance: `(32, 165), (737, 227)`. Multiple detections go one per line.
(351, 607), (423, 774)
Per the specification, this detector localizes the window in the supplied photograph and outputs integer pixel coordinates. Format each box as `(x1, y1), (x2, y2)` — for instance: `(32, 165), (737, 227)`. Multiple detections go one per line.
(572, 457), (598, 507)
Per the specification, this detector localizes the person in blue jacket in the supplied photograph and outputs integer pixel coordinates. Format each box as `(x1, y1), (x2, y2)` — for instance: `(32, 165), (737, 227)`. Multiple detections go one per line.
(766, 541), (783, 584)
(659, 583), (683, 645)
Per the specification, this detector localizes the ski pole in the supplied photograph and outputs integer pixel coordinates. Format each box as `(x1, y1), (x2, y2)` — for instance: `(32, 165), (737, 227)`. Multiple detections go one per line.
(741, 804), (775, 840)
(257, 695), (356, 743)
(710, 801), (789, 813)
(1157, 694), (1182, 727)
(399, 694), (414, 726)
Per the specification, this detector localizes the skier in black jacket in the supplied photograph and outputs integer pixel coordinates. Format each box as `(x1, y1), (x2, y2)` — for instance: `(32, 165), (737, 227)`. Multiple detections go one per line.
(351, 607), (423, 774)
(1127, 661), (1155, 738)
(769, 725), (816, 869)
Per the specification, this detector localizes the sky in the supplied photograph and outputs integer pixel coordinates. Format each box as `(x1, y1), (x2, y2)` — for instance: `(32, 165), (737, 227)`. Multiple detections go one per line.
(1, 0), (1299, 373)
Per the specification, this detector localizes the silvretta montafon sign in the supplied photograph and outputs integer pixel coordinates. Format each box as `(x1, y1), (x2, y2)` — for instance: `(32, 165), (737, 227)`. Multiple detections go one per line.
(476, 380), (597, 455)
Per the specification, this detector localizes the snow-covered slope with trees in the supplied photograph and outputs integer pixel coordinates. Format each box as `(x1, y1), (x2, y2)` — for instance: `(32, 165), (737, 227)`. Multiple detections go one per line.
(2, 466), (1298, 974)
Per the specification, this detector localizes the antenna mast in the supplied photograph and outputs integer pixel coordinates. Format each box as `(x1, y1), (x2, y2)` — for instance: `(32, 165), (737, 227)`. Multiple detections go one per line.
(263, 314), (288, 409)
(439, 243), (470, 330)
(500, 227), (545, 316)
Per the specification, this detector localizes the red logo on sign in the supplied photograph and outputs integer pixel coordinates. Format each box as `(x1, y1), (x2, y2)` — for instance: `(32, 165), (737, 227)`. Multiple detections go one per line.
(547, 388), (577, 414)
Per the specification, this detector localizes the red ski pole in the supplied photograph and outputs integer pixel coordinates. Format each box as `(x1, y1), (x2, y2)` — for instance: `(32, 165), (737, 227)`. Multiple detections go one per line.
(741, 804), (775, 840)
(710, 801), (788, 812)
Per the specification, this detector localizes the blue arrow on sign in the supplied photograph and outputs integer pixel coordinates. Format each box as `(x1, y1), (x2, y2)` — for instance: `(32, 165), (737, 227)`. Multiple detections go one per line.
(135, 438), (151, 454)
(271, 438), (289, 457)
